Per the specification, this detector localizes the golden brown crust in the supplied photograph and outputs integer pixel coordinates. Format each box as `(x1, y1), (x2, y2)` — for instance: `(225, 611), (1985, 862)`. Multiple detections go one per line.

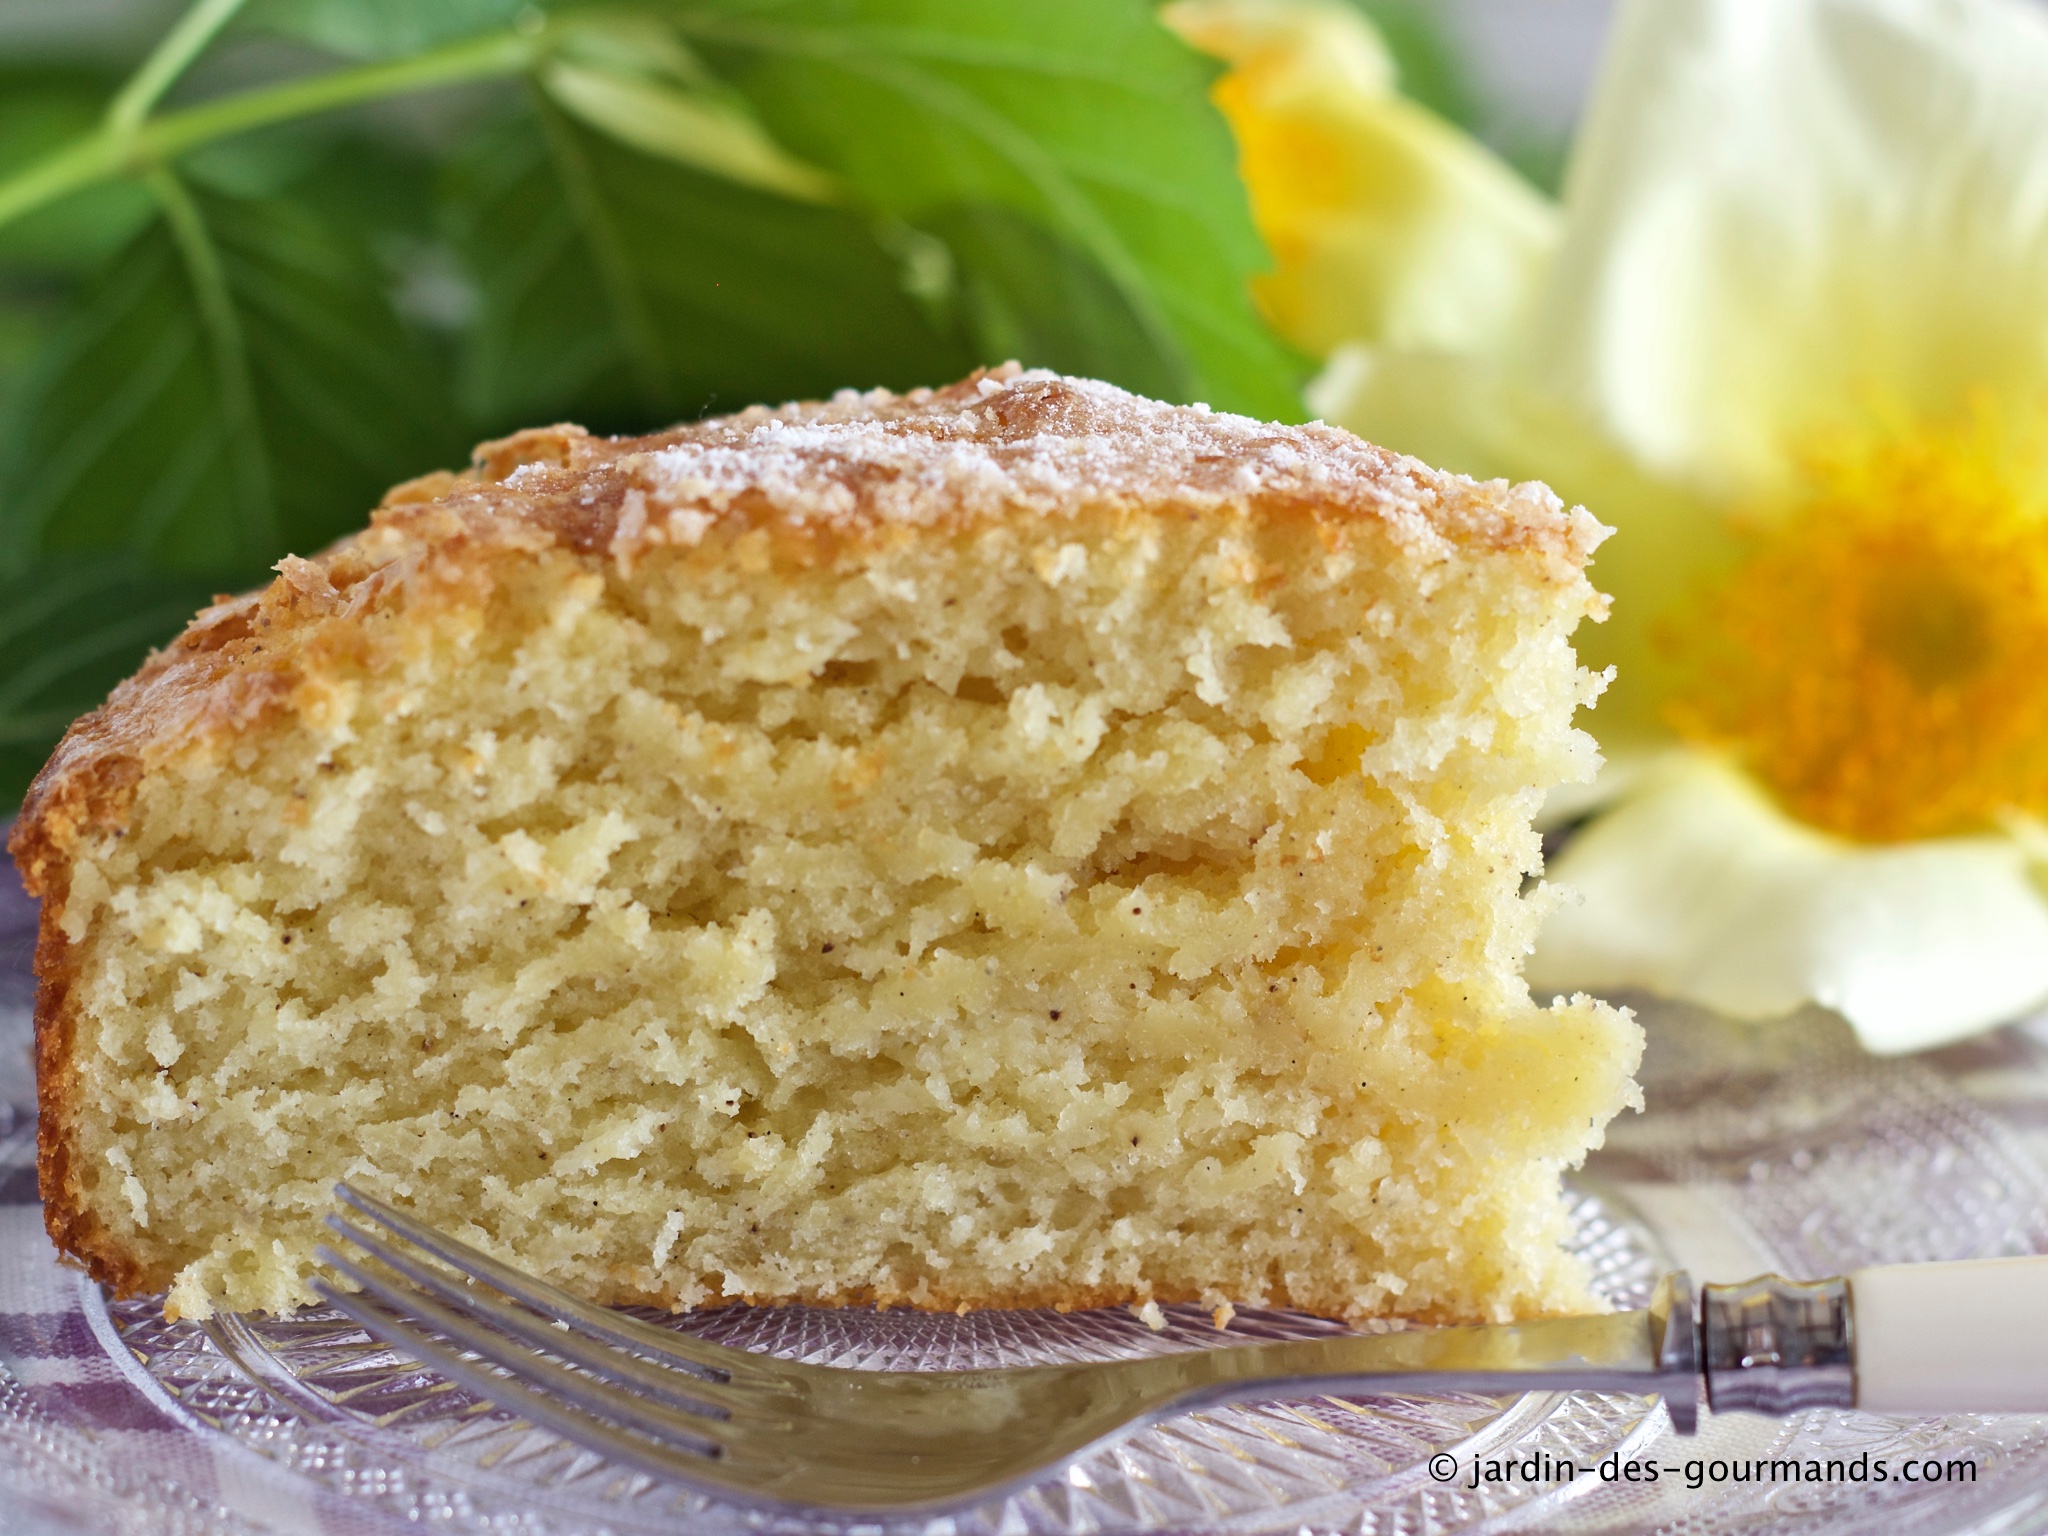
(10, 365), (1604, 1304)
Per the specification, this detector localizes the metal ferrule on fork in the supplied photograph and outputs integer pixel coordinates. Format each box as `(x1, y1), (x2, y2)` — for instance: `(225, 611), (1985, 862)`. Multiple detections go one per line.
(1696, 1273), (1855, 1418)
(1645, 1271), (1858, 1432)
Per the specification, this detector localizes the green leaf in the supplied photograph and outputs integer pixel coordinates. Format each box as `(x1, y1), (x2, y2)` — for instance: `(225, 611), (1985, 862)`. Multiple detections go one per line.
(668, 0), (1306, 419)
(239, 0), (530, 60)
(445, 100), (974, 432)
(539, 19), (841, 205)
(0, 68), (158, 419)
(922, 203), (1183, 402)
(0, 299), (51, 417)
(1500, 130), (1572, 199)
(0, 66), (144, 479)
(0, 150), (468, 578)
(0, 555), (218, 809)
(0, 69), (157, 275)
(0, 141), (472, 802)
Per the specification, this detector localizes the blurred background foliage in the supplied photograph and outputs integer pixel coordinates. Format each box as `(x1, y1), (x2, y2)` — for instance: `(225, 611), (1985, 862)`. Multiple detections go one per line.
(0, 0), (1559, 809)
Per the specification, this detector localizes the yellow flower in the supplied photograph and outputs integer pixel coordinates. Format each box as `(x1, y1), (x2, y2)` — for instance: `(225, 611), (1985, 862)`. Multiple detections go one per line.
(1163, 0), (1555, 360)
(1669, 410), (2048, 845)
(1173, 0), (2048, 1051)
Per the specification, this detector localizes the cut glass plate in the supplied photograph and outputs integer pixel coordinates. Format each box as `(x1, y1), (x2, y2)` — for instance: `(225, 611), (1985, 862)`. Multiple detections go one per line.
(6, 836), (2048, 1536)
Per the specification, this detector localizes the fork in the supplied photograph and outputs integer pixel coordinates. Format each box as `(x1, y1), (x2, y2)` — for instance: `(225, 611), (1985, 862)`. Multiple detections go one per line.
(312, 1184), (2048, 1516)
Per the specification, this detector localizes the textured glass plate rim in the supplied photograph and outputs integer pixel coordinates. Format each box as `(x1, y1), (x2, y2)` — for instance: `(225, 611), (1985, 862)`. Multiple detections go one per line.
(189, 1305), (1598, 1523)
(80, 1262), (1665, 1532)
(71, 1177), (1673, 1536)
(179, 1307), (1561, 1510)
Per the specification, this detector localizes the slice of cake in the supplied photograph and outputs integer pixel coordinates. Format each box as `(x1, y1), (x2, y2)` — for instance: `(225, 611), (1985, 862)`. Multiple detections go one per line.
(15, 366), (1637, 1324)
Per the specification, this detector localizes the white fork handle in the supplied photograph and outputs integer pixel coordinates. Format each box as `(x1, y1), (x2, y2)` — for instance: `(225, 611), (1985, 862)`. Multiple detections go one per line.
(1852, 1255), (2048, 1413)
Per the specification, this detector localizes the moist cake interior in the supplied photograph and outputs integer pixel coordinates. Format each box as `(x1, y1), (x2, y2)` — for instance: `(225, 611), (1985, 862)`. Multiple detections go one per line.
(20, 371), (1639, 1323)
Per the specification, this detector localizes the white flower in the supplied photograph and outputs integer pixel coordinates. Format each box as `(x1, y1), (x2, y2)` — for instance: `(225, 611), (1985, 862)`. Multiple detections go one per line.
(1528, 753), (2048, 1053)
(1180, 0), (2048, 1051)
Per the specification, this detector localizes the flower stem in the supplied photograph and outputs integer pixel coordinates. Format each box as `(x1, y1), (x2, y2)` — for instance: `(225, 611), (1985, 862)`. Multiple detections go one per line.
(106, 0), (256, 139)
(0, 27), (539, 234)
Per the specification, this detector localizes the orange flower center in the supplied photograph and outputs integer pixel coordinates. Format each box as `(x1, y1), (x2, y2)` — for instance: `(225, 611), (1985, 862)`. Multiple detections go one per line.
(1668, 412), (2048, 843)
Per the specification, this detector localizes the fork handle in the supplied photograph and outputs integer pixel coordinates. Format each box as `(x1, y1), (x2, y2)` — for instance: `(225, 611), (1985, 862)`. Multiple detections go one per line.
(1851, 1255), (2048, 1414)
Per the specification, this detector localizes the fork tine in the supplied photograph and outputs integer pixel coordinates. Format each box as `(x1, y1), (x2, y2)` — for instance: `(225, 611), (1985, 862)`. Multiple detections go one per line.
(331, 1184), (759, 1380)
(315, 1245), (753, 1454)
(323, 1216), (757, 1419)
(310, 1275), (772, 1494)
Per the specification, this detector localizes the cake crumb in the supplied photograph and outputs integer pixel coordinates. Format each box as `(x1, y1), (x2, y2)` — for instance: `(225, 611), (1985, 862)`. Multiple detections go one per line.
(18, 367), (1639, 1326)
(1212, 1302), (1236, 1331)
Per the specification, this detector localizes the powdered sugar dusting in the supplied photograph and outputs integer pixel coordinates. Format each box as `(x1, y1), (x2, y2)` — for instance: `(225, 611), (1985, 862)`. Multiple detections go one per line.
(435, 367), (1597, 570)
